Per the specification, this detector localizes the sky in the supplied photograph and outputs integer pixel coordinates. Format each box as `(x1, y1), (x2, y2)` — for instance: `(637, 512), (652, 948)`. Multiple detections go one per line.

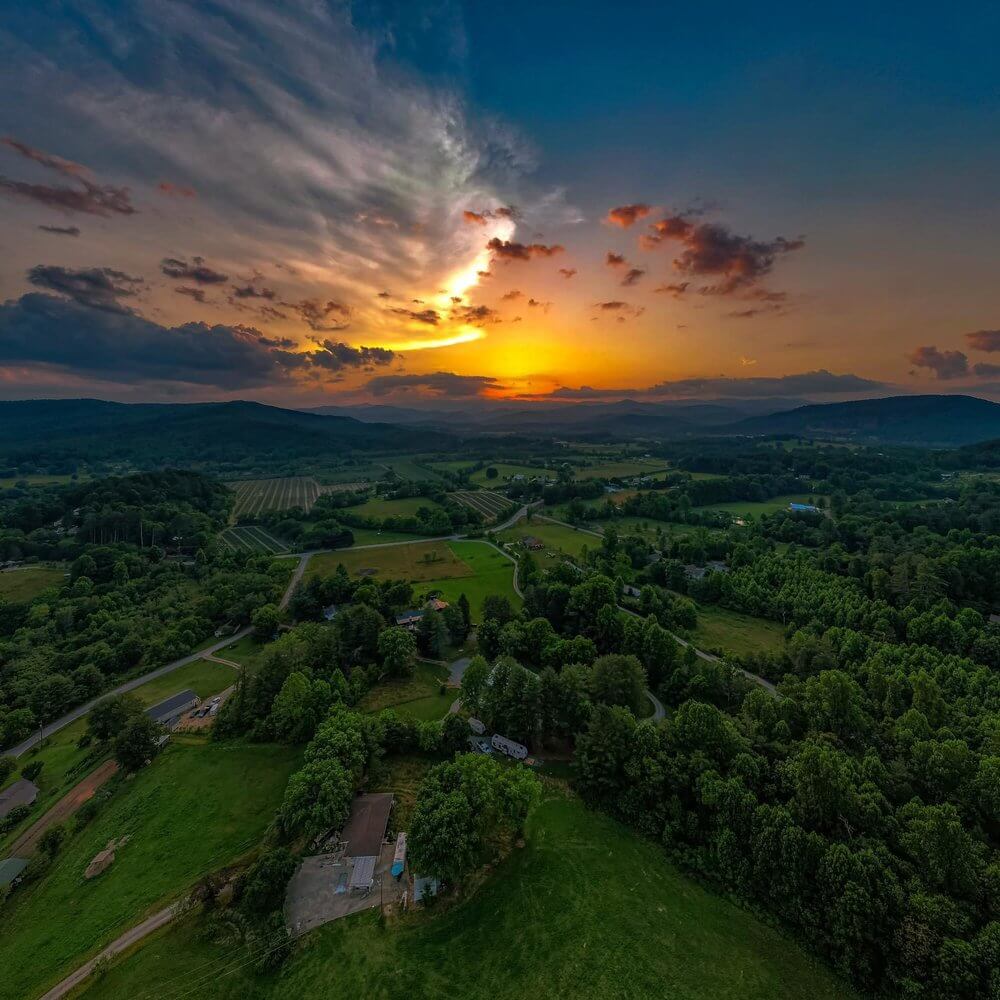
(0, 0), (998, 408)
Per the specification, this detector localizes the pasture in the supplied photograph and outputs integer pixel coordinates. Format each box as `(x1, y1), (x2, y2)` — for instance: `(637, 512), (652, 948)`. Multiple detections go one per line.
(0, 565), (66, 602)
(218, 525), (290, 554)
(227, 476), (321, 517)
(305, 540), (472, 584)
(499, 520), (598, 560)
(573, 458), (667, 480)
(412, 541), (520, 618)
(450, 489), (513, 522)
(78, 792), (856, 1000)
(0, 740), (301, 1000)
(344, 495), (444, 518)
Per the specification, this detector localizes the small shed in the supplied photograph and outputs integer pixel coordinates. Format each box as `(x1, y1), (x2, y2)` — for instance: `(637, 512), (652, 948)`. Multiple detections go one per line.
(0, 857), (28, 888)
(413, 875), (440, 904)
(522, 535), (544, 551)
(395, 610), (424, 630)
(789, 502), (820, 514)
(0, 779), (38, 820)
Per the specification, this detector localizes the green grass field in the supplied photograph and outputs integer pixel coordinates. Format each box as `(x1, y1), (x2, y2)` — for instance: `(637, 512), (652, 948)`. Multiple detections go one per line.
(359, 660), (452, 721)
(305, 540), (472, 584)
(429, 461), (551, 486)
(693, 495), (825, 518)
(573, 458), (667, 480)
(382, 458), (445, 482)
(78, 791), (855, 1000)
(0, 473), (87, 488)
(344, 496), (445, 518)
(693, 605), (787, 658)
(411, 541), (520, 619)
(0, 565), (66, 602)
(499, 520), (598, 560)
(213, 635), (271, 674)
(0, 740), (301, 1000)
(348, 528), (433, 546)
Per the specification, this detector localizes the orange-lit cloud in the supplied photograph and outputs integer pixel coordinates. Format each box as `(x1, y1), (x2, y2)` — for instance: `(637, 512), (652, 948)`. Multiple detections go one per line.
(487, 237), (564, 261)
(605, 203), (651, 228)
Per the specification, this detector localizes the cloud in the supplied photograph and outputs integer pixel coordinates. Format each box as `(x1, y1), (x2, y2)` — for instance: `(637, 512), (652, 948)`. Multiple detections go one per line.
(0, 137), (136, 217)
(501, 289), (523, 301)
(292, 299), (352, 331)
(463, 205), (518, 226)
(906, 345), (969, 380)
(174, 286), (208, 303)
(158, 181), (196, 198)
(309, 340), (395, 371)
(595, 300), (630, 311)
(390, 307), (439, 325)
(558, 268), (577, 279)
(605, 204), (651, 229)
(972, 362), (1000, 377)
(232, 284), (276, 300)
(26, 264), (143, 314)
(487, 237), (564, 261)
(160, 256), (228, 285)
(38, 224), (80, 237)
(541, 370), (886, 401)
(0, 293), (317, 388)
(621, 267), (645, 287)
(605, 252), (627, 268)
(654, 281), (689, 298)
(366, 371), (504, 397)
(966, 329), (1000, 352)
(640, 212), (804, 294)
(451, 304), (498, 325)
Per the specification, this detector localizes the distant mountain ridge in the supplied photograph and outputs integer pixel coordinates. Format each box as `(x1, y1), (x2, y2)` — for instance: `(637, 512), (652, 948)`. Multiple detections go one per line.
(730, 394), (1000, 446)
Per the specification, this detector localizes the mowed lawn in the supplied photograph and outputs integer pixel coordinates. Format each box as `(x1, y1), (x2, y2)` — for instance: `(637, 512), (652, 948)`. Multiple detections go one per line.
(79, 792), (856, 1000)
(0, 565), (66, 602)
(359, 660), (452, 722)
(499, 521), (598, 560)
(0, 740), (301, 1000)
(411, 541), (520, 619)
(343, 495), (445, 518)
(693, 604), (787, 658)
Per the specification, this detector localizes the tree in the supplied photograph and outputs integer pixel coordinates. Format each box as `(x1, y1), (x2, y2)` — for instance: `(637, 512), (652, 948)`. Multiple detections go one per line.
(113, 714), (163, 772)
(485, 466), (499, 480)
(238, 848), (298, 916)
(416, 608), (447, 659)
(252, 603), (281, 637)
(482, 595), (515, 626)
(378, 626), (417, 677)
(0, 756), (14, 784)
(590, 654), (647, 715)
(457, 593), (472, 631)
(39, 823), (66, 859)
(20, 760), (44, 782)
(88, 694), (143, 742)
(459, 655), (490, 715)
(408, 754), (540, 884)
(277, 756), (353, 840)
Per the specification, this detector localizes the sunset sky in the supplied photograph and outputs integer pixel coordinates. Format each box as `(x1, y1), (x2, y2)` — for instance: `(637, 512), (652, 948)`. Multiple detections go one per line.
(1, 1), (998, 407)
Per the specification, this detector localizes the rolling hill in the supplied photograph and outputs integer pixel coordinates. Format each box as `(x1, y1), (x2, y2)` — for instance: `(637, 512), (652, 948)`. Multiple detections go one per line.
(730, 394), (1000, 446)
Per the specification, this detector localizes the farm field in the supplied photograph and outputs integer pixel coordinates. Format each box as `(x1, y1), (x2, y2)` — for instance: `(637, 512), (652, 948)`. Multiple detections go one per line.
(499, 520), (598, 560)
(219, 524), (290, 554)
(572, 458), (667, 480)
(381, 458), (445, 481)
(693, 495), (825, 518)
(0, 565), (66, 602)
(227, 476), (321, 517)
(411, 541), (520, 618)
(348, 528), (432, 546)
(359, 659), (451, 721)
(344, 495), (444, 518)
(0, 739), (302, 1000)
(692, 604), (787, 658)
(0, 473), (88, 488)
(430, 461), (550, 486)
(79, 792), (856, 1000)
(304, 540), (472, 584)
(451, 489), (513, 522)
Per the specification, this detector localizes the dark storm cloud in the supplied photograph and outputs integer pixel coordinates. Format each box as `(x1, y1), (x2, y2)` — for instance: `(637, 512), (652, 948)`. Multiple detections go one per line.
(907, 345), (969, 380)
(38, 224), (80, 237)
(965, 329), (1000, 352)
(310, 340), (395, 371)
(160, 256), (229, 285)
(605, 204), (651, 228)
(972, 362), (1000, 377)
(366, 371), (504, 397)
(487, 238), (564, 261)
(27, 264), (143, 314)
(640, 213), (803, 294)
(0, 137), (136, 217)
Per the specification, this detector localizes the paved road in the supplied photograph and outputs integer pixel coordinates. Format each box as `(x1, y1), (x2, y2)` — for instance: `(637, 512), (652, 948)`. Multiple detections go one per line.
(492, 500), (542, 533)
(6, 551), (311, 758)
(38, 901), (184, 1000)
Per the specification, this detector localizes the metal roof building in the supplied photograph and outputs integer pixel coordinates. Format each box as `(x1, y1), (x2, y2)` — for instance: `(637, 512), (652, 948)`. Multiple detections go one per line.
(341, 792), (394, 858)
(0, 779), (38, 820)
(146, 689), (199, 728)
(348, 855), (376, 892)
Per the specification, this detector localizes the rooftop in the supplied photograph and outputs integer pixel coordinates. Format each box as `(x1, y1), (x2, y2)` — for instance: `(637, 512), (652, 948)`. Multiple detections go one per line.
(0, 857), (28, 886)
(341, 792), (394, 858)
(146, 689), (198, 722)
(0, 779), (38, 819)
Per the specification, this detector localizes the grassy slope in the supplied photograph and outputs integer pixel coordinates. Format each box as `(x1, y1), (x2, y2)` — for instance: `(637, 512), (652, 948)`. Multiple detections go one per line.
(693, 495), (823, 517)
(693, 605), (787, 658)
(78, 792), (855, 1000)
(499, 521), (597, 560)
(343, 496), (445, 518)
(0, 566), (66, 602)
(359, 660), (451, 719)
(0, 740), (300, 1000)
(304, 541), (471, 584)
(410, 541), (520, 619)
